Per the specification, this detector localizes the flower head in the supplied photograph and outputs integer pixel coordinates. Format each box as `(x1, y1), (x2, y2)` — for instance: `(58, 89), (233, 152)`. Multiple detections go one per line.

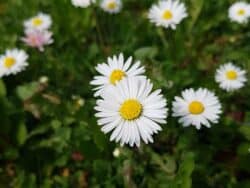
(172, 88), (222, 129)
(101, 0), (122, 14)
(148, 0), (188, 29)
(22, 29), (53, 52)
(24, 12), (52, 31)
(71, 0), (95, 8)
(113, 148), (121, 157)
(95, 77), (168, 147)
(215, 63), (247, 92)
(90, 53), (145, 97)
(228, 2), (250, 23)
(0, 49), (29, 77)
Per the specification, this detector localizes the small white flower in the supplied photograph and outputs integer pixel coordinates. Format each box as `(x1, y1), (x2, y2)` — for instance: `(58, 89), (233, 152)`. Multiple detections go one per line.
(21, 29), (53, 52)
(113, 148), (121, 157)
(90, 53), (145, 97)
(39, 76), (49, 84)
(215, 63), (247, 92)
(24, 12), (52, 31)
(228, 2), (250, 24)
(100, 0), (122, 14)
(0, 49), (29, 77)
(172, 88), (222, 129)
(148, 0), (188, 29)
(71, 0), (95, 8)
(95, 77), (168, 147)
(76, 98), (85, 107)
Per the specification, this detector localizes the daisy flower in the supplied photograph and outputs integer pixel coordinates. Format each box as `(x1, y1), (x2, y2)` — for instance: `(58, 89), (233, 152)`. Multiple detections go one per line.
(24, 12), (52, 31)
(90, 53), (145, 97)
(228, 2), (250, 24)
(71, 0), (95, 8)
(100, 0), (122, 14)
(148, 0), (188, 29)
(172, 88), (222, 129)
(95, 77), (168, 147)
(215, 63), (247, 92)
(21, 29), (53, 52)
(0, 49), (29, 77)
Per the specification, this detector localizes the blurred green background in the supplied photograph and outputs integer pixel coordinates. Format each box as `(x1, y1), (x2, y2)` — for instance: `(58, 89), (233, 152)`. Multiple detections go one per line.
(0, 0), (250, 187)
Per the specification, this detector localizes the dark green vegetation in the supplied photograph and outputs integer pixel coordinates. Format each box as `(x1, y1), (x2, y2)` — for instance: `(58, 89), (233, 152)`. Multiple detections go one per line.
(0, 0), (250, 187)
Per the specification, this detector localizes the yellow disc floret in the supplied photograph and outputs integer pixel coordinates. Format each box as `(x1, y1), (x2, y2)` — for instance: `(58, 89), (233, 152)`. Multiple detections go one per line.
(4, 57), (16, 68)
(237, 9), (245, 16)
(109, 69), (126, 85)
(32, 17), (43, 26)
(189, 101), (205, 115)
(107, 1), (117, 9)
(226, 70), (237, 80)
(162, 10), (173, 20)
(120, 99), (142, 120)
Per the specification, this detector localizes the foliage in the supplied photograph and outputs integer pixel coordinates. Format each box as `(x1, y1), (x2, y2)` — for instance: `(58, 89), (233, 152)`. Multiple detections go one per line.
(0, 0), (250, 187)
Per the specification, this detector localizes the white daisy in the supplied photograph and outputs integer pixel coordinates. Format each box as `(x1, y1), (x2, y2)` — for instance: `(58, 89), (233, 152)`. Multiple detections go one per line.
(95, 77), (168, 147)
(71, 0), (95, 8)
(215, 63), (247, 92)
(0, 49), (29, 77)
(172, 88), (222, 129)
(228, 2), (250, 24)
(100, 0), (122, 14)
(148, 0), (188, 29)
(21, 29), (53, 52)
(90, 53), (145, 97)
(24, 12), (52, 31)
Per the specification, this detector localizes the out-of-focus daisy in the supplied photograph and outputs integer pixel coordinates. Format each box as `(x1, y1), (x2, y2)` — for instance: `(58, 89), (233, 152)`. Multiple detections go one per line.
(95, 77), (168, 147)
(90, 53), (145, 97)
(0, 49), (29, 77)
(215, 63), (247, 92)
(24, 12), (52, 31)
(21, 29), (53, 52)
(172, 88), (222, 129)
(228, 2), (250, 24)
(76, 98), (85, 107)
(101, 0), (122, 14)
(71, 0), (95, 8)
(39, 75), (49, 84)
(148, 0), (187, 29)
(113, 148), (121, 157)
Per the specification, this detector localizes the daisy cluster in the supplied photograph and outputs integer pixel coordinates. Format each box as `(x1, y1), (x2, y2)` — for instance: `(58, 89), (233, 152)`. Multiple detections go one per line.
(91, 53), (168, 147)
(0, 12), (53, 78)
(89, 1), (248, 147)
(22, 12), (53, 52)
(71, 0), (122, 14)
(91, 52), (248, 147)
(0, 0), (249, 148)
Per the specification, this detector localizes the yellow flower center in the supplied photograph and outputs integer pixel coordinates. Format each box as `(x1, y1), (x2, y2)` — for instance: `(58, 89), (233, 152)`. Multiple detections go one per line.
(120, 99), (142, 120)
(237, 9), (245, 16)
(162, 10), (173, 20)
(107, 1), (117, 9)
(109, 69), (126, 85)
(189, 101), (205, 115)
(32, 17), (43, 26)
(226, 70), (237, 80)
(4, 57), (16, 68)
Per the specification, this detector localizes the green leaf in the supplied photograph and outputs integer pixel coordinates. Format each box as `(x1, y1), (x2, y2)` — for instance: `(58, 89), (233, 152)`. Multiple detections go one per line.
(0, 79), (6, 97)
(16, 122), (28, 146)
(16, 82), (39, 101)
(187, 0), (204, 32)
(239, 126), (250, 141)
(134, 46), (158, 60)
(94, 131), (107, 151)
(237, 142), (250, 156)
